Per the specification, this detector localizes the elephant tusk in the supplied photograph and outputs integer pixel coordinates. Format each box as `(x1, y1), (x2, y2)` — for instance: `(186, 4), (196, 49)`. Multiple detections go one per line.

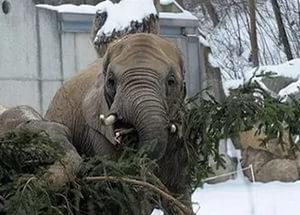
(100, 114), (117, 126)
(170, 124), (177, 133)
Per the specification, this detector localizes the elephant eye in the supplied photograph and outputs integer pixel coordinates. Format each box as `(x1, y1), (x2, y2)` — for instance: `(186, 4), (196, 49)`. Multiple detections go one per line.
(107, 77), (115, 88)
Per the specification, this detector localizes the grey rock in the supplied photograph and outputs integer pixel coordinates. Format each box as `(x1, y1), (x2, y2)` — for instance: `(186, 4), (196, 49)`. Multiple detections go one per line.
(256, 159), (299, 182)
(0, 105), (82, 190)
(241, 147), (275, 181)
(294, 151), (300, 172)
(262, 75), (296, 94)
(0, 105), (42, 133)
(17, 120), (82, 191)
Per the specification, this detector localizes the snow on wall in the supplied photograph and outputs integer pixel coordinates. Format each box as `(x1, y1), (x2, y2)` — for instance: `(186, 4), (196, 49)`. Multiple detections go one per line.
(39, 0), (158, 38)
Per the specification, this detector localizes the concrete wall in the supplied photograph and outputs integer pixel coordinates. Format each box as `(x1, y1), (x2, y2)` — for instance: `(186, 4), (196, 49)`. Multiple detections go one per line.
(0, 0), (40, 110)
(0, 1), (98, 114)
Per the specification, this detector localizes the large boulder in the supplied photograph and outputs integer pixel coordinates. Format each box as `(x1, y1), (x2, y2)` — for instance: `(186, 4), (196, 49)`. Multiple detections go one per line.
(17, 120), (82, 190)
(0, 105), (42, 133)
(242, 147), (275, 181)
(242, 147), (300, 182)
(0, 105), (82, 190)
(256, 159), (299, 182)
(262, 76), (297, 94)
(239, 128), (292, 158)
(294, 151), (300, 172)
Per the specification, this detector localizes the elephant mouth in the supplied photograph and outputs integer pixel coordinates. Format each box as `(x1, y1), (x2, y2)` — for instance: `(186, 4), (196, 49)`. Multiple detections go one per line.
(112, 120), (139, 147)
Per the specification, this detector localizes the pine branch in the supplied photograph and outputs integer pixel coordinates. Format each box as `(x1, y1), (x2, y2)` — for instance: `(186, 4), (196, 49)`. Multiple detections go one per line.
(85, 176), (193, 215)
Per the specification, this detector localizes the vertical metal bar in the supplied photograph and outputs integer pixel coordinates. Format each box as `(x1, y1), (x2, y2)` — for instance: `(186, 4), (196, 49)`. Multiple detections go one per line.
(36, 8), (43, 114)
(250, 164), (256, 182)
(58, 20), (64, 85)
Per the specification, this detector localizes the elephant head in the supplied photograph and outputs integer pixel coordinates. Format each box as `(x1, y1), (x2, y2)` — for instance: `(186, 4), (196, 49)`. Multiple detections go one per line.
(84, 33), (186, 159)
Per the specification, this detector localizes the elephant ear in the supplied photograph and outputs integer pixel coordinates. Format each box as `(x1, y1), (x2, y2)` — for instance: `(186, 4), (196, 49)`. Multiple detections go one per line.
(82, 84), (114, 144)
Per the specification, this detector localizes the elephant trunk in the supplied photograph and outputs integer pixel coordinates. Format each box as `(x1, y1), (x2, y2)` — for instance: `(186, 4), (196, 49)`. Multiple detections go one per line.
(120, 69), (169, 159)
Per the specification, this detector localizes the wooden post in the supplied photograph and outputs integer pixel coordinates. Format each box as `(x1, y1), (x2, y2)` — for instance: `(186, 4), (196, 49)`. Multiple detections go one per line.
(203, 0), (219, 27)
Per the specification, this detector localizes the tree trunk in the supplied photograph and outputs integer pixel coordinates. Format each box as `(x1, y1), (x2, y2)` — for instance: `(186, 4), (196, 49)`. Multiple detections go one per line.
(176, 0), (184, 8)
(271, 0), (293, 60)
(91, 11), (159, 57)
(203, 0), (219, 27)
(249, 0), (259, 67)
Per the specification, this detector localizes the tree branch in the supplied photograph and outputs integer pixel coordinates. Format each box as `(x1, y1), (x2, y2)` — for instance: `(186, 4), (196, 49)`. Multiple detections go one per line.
(85, 176), (193, 215)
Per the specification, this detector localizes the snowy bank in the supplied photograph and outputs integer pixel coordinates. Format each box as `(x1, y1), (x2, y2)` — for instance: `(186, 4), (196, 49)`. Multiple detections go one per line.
(193, 179), (300, 215)
(223, 58), (300, 98)
(152, 178), (300, 215)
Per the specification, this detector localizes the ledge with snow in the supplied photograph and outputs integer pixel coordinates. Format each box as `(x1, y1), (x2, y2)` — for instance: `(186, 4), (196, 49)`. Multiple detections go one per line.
(37, 0), (198, 34)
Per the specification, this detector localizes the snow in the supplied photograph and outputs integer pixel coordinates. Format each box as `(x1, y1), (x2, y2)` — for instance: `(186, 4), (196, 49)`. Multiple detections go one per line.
(152, 177), (300, 215)
(193, 179), (300, 215)
(39, 0), (157, 40)
(198, 35), (210, 47)
(159, 10), (196, 20)
(95, 0), (157, 37)
(191, 0), (300, 94)
(37, 4), (100, 13)
(222, 58), (300, 97)
(160, 0), (174, 5)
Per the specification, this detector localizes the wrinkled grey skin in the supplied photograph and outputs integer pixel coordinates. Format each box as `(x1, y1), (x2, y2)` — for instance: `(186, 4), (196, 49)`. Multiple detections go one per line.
(45, 33), (192, 213)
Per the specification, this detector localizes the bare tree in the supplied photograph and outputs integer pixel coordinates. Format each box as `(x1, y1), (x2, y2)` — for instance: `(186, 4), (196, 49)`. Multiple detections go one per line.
(176, 0), (184, 8)
(249, 0), (259, 67)
(202, 0), (220, 27)
(271, 0), (293, 60)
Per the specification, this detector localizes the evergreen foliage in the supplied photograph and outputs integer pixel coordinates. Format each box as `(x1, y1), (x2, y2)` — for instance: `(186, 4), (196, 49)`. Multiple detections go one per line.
(0, 131), (185, 214)
(0, 130), (64, 215)
(1, 77), (300, 214)
(184, 75), (300, 188)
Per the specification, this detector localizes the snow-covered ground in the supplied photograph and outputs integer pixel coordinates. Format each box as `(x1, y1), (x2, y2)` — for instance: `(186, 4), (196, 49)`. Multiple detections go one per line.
(152, 177), (300, 215)
(192, 178), (300, 215)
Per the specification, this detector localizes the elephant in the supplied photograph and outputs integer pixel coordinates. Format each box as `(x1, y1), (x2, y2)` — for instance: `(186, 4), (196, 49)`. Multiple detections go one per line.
(45, 33), (193, 214)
